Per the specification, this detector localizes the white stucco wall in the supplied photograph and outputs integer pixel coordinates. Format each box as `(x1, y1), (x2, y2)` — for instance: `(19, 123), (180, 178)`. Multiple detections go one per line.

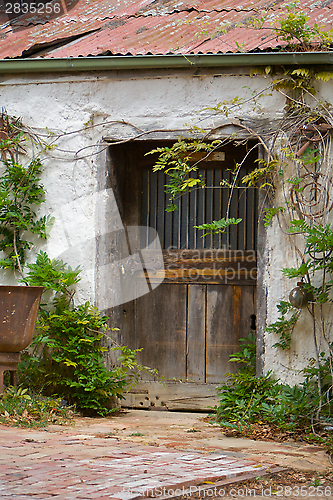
(0, 67), (331, 383)
(260, 127), (333, 384)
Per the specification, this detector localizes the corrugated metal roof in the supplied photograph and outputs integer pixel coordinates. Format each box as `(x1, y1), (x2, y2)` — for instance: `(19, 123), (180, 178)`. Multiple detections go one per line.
(0, 0), (332, 59)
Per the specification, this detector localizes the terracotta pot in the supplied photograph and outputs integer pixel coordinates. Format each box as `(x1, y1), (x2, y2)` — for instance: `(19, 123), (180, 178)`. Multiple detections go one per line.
(0, 286), (43, 352)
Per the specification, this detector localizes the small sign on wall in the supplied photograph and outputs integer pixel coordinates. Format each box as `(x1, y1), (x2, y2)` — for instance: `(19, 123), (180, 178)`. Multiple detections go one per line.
(210, 152), (226, 161)
(188, 151), (226, 162)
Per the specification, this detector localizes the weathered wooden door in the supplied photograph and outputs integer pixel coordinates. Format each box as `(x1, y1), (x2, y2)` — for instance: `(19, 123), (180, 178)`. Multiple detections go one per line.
(108, 141), (257, 410)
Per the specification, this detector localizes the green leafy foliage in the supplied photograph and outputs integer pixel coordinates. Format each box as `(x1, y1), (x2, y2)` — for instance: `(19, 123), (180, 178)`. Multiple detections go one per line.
(288, 220), (333, 256)
(201, 96), (245, 117)
(216, 336), (281, 427)
(194, 217), (242, 236)
(265, 301), (300, 350)
(282, 262), (309, 279)
(19, 251), (158, 414)
(0, 154), (53, 271)
(146, 139), (222, 210)
(315, 72), (333, 82)
(20, 302), (130, 415)
(20, 257), (158, 415)
(113, 345), (158, 392)
(217, 372), (281, 428)
(267, 220), (333, 348)
(297, 147), (321, 167)
(19, 298), (158, 415)
(276, 9), (315, 46)
(0, 130), (25, 156)
(229, 334), (256, 373)
(249, 2), (333, 50)
(22, 251), (81, 295)
(263, 206), (285, 226)
(0, 386), (73, 428)
(215, 335), (333, 442)
(241, 158), (279, 188)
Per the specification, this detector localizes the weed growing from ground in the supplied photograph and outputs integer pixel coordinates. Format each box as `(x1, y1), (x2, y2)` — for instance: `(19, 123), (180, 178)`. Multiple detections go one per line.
(0, 386), (73, 428)
(214, 334), (333, 456)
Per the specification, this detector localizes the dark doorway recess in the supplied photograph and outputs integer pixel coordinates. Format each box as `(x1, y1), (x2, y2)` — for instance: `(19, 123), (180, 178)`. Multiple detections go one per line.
(108, 140), (257, 410)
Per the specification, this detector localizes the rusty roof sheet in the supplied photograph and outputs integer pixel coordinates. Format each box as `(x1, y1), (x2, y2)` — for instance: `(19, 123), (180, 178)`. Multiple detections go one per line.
(0, 0), (333, 59)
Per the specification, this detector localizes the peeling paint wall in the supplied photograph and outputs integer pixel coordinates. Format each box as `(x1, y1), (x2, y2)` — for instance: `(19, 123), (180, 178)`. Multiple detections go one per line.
(0, 67), (331, 382)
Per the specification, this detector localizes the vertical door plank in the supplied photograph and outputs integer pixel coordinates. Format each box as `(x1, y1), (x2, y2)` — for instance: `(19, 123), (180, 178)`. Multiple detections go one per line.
(133, 283), (187, 380)
(206, 285), (240, 382)
(229, 185), (238, 250)
(187, 285), (206, 382)
(238, 285), (256, 337)
(206, 285), (256, 383)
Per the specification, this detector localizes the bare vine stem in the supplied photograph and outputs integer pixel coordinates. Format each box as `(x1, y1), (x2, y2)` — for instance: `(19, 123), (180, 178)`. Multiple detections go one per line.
(225, 143), (260, 220)
(12, 229), (25, 280)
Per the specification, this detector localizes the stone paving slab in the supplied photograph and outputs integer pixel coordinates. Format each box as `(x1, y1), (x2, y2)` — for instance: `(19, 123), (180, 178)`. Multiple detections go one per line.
(0, 425), (273, 499)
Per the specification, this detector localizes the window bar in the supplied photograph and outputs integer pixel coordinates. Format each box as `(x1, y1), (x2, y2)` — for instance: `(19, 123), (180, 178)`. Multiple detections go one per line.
(197, 169), (205, 250)
(205, 169), (214, 249)
(149, 171), (158, 238)
(172, 187), (181, 249)
(189, 170), (197, 249)
(141, 169), (149, 247)
(181, 190), (189, 249)
(213, 169), (222, 249)
(164, 173), (172, 251)
(157, 170), (165, 248)
(237, 167), (246, 251)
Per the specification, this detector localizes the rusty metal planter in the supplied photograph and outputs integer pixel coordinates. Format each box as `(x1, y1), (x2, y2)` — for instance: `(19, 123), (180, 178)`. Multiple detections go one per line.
(0, 286), (43, 352)
(0, 286), (43, 392)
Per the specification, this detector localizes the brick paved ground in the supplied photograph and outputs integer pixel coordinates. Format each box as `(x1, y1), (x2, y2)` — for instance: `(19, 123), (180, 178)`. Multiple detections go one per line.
(0, 410), (331, 499)
(0, 425), (271, 499)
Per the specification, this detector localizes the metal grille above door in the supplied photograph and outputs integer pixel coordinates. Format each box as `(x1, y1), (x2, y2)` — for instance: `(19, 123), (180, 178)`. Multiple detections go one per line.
(142, 166), (257, 251)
